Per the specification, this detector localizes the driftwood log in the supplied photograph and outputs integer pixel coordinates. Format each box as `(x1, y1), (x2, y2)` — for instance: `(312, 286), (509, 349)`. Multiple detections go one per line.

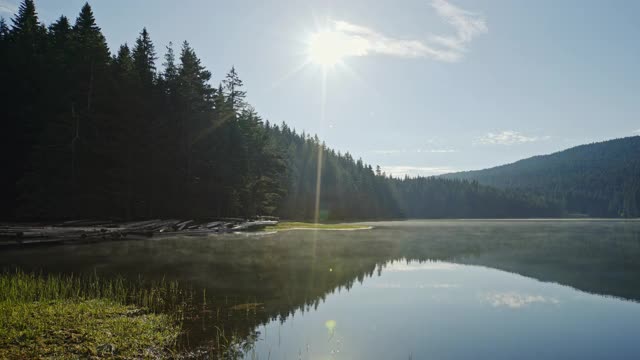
(0, 218), (278, 247)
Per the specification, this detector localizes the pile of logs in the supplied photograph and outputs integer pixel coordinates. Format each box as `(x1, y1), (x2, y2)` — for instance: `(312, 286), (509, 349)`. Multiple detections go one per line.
(0, 217), (278, 247)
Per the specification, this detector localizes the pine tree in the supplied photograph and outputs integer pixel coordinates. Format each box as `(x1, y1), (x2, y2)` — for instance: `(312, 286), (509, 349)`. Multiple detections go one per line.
(132, 28), (156, 88)
(178, 41), (214, 109)
(72, 3), (109, 63)
(111, 44), (137, 218)
(18, 15), (75, 218)
(223, 66), (247, 111)
(0, 17), (8, 82)
(157, 42), (183, 214)
(11, 0), (39, 35)
(2, 0), (47, 218)
(0, 17), (9, 39)
(70, 2), (110, 113)
(49, 16), (71, 49)
(114, 44), (133, 72)
(130, 28), (160, 216)
(161, 42), (178, 94)
(68, 3), (113, 217)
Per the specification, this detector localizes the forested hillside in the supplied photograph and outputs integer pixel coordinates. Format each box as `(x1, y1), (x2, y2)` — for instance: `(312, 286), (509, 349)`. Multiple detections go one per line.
(0, 1), (561, 221)
(442, 137), (640, 217)
(267, 127), (563, 219)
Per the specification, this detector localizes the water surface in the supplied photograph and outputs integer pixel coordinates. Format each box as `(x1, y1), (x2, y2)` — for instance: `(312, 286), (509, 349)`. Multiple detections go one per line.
(1, 220), (639, 359)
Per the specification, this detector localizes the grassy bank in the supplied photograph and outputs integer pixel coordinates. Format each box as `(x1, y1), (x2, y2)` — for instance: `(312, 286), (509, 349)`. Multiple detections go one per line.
(264, 221), (372, 231)
(0, 271), (184, 359)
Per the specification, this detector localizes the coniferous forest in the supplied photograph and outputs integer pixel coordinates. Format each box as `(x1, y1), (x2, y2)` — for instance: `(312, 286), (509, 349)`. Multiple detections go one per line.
(0, 1), (569, 221)
(443, 137), (640, 218)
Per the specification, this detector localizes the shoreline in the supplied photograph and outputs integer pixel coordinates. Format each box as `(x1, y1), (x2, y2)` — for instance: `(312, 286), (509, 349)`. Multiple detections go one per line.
(265, 226), (374, 232)
(263, 222), (374, 232)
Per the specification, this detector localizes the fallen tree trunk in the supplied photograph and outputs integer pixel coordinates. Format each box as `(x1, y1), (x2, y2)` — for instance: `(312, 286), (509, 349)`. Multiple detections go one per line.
(0, 217), (279, 247)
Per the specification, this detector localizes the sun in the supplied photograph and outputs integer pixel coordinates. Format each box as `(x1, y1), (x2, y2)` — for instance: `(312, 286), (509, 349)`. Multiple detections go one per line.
(308, 30), (352, 67)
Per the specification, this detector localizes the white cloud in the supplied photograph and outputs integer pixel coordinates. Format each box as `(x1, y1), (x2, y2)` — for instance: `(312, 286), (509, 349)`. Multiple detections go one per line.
(483, 292), (559, 309)
(332, 20), (458, 62)
(430, 0), (488, 51)
(372, 148), (457, 155)
(477, 131), (550, 145)
(420, 149), (457, 153)
(0, 0), (17, 15)
(323, 0), (487, 63)
(372, 149), (406, 155)
(634, 129), (640, 135)
(386, 261), (459, 272)
(367, 282), (459, 289)
(381, 165), (457, 177)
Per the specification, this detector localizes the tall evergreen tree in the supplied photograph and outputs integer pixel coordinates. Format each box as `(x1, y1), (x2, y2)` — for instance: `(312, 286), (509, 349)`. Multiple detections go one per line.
(72, 3), (109, 68)
(130, 28), (160, 217)
(157, 42), (183, 215)
(111, 44), (138, 218)
(161, 42), (178, 94)
(0, 17), (9, 39)
(132, 28), (156, 88)
(1, 0), (47, 218)
(17, 15), (75, 218)
(10, 0), (40, 34)
(68, 2), (112, 217)
(223, 66), (247, 111)
(0, 17), (8, 90)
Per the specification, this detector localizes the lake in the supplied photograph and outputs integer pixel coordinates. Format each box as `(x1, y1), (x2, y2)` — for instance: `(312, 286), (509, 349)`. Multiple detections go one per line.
(2, 220), (640, 359)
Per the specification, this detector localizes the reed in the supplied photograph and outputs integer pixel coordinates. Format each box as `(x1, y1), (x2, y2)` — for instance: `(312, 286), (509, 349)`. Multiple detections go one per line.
(0, 270), (188, 316)
(0, 270), (187, 359)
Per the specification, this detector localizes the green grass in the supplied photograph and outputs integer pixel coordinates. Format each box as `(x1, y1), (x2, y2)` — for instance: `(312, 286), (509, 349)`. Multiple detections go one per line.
(264, 221), (372, 231)
(0, 271), (184, 359)
(1, 299), (179, 359)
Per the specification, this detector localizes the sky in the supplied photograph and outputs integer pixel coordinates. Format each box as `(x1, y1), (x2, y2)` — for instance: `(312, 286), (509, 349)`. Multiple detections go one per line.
(2, 0), (640, 177)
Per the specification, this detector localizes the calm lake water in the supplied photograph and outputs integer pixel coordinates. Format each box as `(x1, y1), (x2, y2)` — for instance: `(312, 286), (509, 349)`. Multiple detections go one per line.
(2, 220), (640, 359)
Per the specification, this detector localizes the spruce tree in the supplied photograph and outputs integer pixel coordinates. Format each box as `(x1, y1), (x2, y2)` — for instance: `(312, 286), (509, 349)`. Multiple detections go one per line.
(131, 28), (160, 216)
(2, 0), (47, 218)
(11, 0), (39, 35)
(112, 44), (138, 218)
(161, 42), (178, 95)
(0, 17), (8, 79)
(132, 28), (157, 88)
(223, 66), (247, 111)
(69, 3), (112, 217)
(18, 16), (75, 218)
(49, 16), (71, 49)
(0, 17), (8, 39)
(72, 3), (109, 62)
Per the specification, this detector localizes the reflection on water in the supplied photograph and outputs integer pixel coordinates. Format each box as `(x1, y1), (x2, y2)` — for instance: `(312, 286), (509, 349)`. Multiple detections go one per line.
(250, 260), (640, 359)
(1, 220), (640, 359)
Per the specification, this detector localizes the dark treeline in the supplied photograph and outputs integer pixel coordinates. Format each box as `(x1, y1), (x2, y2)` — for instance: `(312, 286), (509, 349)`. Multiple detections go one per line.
(268, 126), (562, 219)
(0, 1), (561, 221)
(442, 137), (640, 218)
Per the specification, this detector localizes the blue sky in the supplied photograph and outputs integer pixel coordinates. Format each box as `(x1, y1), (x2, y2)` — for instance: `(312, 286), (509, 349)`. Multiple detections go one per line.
(3, 0), (639, 176)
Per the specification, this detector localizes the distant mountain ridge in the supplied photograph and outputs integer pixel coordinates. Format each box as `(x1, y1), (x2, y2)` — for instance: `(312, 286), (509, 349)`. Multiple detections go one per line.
(442, 136), (640, 217)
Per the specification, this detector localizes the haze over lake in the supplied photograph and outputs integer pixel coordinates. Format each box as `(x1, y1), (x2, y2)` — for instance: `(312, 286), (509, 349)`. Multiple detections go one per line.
(3, 220), (640, 359)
